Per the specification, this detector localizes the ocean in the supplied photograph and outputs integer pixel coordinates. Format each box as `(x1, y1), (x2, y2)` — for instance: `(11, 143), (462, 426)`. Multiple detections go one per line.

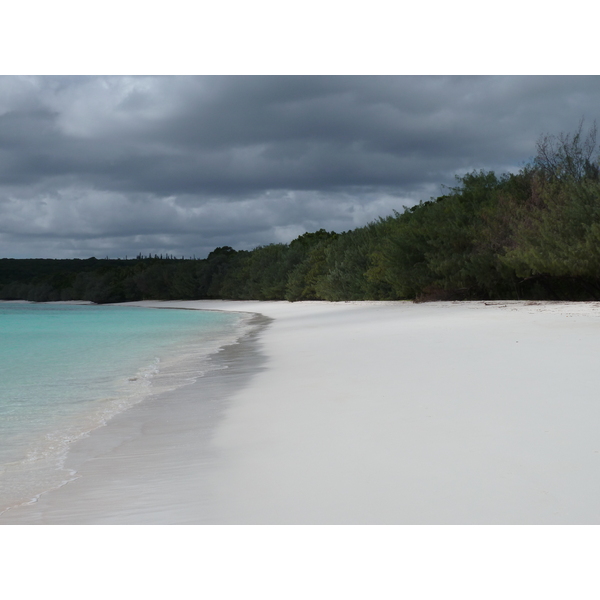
(0, 302), (249, 515)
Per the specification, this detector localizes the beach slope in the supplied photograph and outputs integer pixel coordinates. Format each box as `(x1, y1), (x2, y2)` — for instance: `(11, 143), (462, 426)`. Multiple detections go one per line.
(4, 300), (600, 524)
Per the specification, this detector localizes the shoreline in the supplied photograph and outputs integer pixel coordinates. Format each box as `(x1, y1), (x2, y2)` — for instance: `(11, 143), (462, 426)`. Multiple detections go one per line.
(0, 304), (270, 523)
(4, 299), (600, 523)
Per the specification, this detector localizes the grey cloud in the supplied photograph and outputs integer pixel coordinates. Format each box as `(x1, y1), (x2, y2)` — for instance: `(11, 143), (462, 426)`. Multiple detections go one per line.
(0, 75), (599, 258)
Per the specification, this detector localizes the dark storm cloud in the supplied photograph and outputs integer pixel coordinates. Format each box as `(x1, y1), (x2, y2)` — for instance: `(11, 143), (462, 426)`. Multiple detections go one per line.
(1, 75), (599, 258)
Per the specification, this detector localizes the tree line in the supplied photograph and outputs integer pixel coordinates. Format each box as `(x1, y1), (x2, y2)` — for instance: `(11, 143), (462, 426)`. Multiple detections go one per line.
(2, 122), (600, 304)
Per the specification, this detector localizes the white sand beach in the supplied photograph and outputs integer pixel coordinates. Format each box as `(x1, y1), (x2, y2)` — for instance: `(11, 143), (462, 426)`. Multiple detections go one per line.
(3, 299), (600, 524)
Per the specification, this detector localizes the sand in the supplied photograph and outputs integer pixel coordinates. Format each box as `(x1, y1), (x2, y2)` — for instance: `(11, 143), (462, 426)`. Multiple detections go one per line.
(3, 299), (600, 524)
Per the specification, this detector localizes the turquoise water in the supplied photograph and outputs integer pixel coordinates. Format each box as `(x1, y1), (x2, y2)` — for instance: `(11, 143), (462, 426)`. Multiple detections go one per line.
(0, 302), (247, 513)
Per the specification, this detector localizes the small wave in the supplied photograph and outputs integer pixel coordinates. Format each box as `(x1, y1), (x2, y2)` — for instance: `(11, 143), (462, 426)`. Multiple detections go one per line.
(0, 308), (257, 516)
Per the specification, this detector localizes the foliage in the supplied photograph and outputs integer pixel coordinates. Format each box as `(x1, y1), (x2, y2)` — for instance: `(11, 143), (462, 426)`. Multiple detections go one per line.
(534, 119), (599, 182)
(4, 125), (600, 304)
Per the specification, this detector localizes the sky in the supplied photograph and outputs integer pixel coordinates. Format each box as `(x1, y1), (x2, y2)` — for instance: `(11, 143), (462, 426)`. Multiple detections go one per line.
(1, 76), (599, 259)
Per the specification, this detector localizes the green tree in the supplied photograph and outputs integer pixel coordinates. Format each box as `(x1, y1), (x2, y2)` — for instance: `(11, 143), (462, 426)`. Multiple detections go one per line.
(534, 119), (599, 182)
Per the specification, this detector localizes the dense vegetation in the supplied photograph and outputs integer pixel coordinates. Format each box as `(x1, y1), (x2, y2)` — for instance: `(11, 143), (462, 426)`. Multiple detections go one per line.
(3, 123), (600, 303)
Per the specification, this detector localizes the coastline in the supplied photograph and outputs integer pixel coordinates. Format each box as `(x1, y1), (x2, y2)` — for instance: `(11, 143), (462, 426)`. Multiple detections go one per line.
(0, 305), (270, 524)
(4, 299), (600, 523)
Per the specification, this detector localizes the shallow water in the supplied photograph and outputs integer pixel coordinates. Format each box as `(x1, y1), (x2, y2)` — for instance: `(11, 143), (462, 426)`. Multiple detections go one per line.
(0, 302), (248, 513)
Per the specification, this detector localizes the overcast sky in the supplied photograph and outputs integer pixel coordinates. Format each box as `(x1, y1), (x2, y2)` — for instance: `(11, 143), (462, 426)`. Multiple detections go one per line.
(0, 75), (599, 259)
